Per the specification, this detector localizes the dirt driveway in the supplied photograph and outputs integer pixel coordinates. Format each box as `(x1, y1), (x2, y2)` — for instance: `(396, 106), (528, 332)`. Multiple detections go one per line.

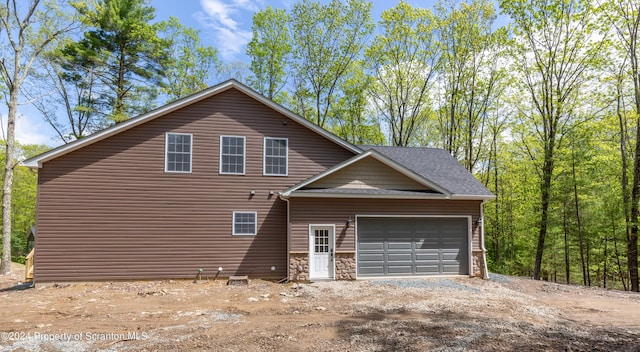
(1, 263), (639, 351)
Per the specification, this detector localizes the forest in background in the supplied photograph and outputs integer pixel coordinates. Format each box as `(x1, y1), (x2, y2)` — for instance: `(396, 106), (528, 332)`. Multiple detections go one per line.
(2, 0), (639, 291)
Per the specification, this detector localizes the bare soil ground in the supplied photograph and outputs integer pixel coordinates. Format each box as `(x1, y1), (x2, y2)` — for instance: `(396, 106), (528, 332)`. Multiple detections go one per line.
(1, 262), (639, 352)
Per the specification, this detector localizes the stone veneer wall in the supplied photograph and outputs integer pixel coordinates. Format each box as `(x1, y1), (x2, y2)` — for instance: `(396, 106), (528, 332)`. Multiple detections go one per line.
(335, 253), (356, 280)
(289, 253), (309, 281)
(472, 250), (486, 278)
(289, 252), (356, 281)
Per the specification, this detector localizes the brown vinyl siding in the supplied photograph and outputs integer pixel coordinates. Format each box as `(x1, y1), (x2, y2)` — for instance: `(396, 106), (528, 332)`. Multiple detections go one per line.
(307, 157), (431, 191)
(289, 198), (481, 253)
(35, 88), (355, 282)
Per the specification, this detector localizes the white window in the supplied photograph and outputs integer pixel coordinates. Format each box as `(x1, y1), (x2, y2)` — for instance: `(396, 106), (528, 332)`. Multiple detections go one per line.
(263, 138), (288, 176)
(232, 211), (257, 236)
(220, 136), (246, 174)
(165, 133), (192, 173)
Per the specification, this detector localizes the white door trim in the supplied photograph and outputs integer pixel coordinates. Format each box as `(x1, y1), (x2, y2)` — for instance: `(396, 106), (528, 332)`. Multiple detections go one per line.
(308, 224), (335, 280)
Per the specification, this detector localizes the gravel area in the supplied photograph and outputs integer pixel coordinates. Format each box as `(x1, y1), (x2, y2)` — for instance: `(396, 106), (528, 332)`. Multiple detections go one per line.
(1, 268), (639, 351)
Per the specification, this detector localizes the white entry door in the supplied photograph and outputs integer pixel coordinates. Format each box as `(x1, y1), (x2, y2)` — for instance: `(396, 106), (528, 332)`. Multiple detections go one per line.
(309, 225), (335, 280)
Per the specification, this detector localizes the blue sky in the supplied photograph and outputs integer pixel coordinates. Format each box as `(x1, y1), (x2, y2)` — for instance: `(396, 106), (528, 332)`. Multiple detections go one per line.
(11, 0), (445, 148)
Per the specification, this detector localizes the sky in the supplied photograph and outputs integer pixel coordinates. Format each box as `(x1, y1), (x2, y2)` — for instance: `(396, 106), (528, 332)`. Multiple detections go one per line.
(8, 0), (445, 148)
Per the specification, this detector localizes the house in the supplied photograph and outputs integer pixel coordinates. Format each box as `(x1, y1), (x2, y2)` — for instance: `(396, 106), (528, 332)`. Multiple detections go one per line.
(23, 80), (495, 283)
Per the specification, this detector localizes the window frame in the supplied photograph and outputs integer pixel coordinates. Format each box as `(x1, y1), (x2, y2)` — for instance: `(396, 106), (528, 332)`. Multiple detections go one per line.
(263, 137), (289, 176)
(219, 135), (246, 175)
(164, 132), (193, 173)
(232, 211), (257, 236)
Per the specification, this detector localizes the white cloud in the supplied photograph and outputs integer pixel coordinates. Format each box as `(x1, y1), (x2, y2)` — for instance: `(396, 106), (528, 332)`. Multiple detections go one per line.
(12, 113), (57, 147)
(196, 0), (261, 61)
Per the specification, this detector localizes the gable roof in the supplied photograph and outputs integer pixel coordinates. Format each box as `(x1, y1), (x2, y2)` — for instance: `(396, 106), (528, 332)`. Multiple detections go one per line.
(22, 79), (361, 168)
(282, 149), (451, 199)
(281, 147), (494, 200)
(363, 146), (495, 199)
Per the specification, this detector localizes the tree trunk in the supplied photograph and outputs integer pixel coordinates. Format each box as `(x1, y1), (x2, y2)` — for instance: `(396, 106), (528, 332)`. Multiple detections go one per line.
(604, 234), (608, 289)
(563, 202), (570, 284)
(613, 222), (627, 291)
(628, 15), (640, 292)
(533, 138), (555, 280)
(572, 147), (587, 286)
(0, 84), (18, 275)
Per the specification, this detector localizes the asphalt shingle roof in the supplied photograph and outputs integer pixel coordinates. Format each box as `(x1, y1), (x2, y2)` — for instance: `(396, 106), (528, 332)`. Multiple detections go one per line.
(361, 146), (494, 197)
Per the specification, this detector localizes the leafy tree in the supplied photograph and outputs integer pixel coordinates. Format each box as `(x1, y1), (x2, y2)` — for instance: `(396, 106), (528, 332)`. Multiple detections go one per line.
(246, 6), (291, 101)
(159, 16), (218, 101)
(500, 0), (602, 280)
(332, 65), (385, 145)
(365, 1), (440, 146)
(435, 0), (507, 171)
(291, 0), (374, 128)
(68, 0), (167, 123)
(28, 41), (107, 143)
(597, 0), (640, 291)
(0, 0), (75, 274)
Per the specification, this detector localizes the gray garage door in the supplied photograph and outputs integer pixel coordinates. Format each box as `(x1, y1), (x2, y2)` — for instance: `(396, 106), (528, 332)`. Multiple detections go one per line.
(357, 217), (469, 277)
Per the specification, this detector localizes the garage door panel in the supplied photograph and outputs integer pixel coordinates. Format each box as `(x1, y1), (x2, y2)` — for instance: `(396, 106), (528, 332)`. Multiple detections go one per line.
(442, 239), (464, 249)
(387, 241), (412, 250)
(442, 251), (461, 261)
(387, 253), (413, 262)
(358, 266), (385, 275)
(357, 217), (469, 277)
(416, 265), (440, 273)
(442, 264), (464, 275)
(387, 265), (413, 274)
(416, 238), (438, 249)
(359, 242), (384, 251)
(359, 253), (385, 262)
(415, 252), (439, 261)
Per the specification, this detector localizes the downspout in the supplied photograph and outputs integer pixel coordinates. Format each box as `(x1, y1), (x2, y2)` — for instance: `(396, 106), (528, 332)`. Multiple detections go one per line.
(280, 194), (291, 282)
(481, 200), (490, 279)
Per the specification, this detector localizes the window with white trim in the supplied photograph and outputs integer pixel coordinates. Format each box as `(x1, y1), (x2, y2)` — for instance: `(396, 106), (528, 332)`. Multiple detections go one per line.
(165, 133), (192, 173)
(232, 211), (257, 235)
(220, 136), (245, 174)
(263, 137), (288, 176)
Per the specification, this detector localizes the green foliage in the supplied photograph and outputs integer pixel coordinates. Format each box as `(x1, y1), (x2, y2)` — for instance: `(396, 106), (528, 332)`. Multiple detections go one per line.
(159, 16), (219, 101)
(0, 142), (49, 261)
(332, 65), (385, 145)
(291, 0), (374, 128)
(67, 0), (168, 122)
(433, 0), (508, 171)
(365, 1), (439, 146)
(246, 6), (291, 101)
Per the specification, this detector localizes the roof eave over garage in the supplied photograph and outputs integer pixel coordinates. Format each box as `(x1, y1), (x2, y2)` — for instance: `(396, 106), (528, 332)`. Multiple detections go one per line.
(22, 79), (361, 169)
(282, 191), (450, 200)
(450, 194), (497, 201)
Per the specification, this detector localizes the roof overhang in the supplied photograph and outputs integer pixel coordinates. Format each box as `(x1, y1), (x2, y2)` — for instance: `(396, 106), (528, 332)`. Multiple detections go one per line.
(280, 149), (453, 198)
(22, 79), (361, 168)
(450, 194), (497, 201)
(282, 191), (450, 200)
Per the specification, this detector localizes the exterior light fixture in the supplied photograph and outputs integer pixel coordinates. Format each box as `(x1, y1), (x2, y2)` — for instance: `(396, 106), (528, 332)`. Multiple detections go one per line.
(250, 190), (256, 196)
(346, 217), (353, 227)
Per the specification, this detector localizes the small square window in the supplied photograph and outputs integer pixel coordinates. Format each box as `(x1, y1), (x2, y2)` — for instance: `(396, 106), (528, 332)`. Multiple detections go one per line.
(233, 211), (257, 236)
